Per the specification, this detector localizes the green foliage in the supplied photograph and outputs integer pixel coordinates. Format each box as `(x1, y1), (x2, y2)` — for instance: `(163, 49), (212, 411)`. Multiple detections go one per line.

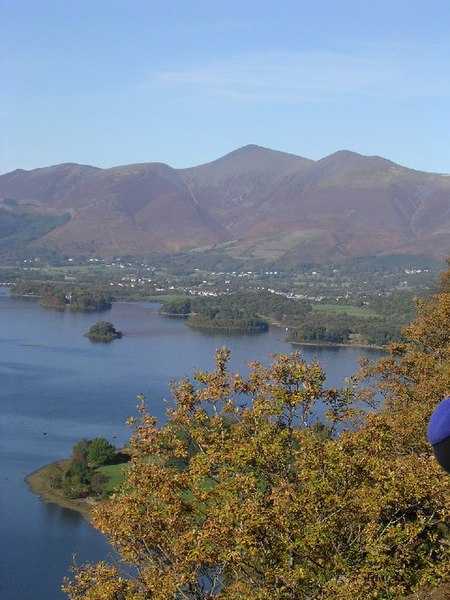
(63, 440), (94, 498)
(85, 322), (122, 342)
(288, 295), (416, 346)
(160, 290), (312, 333)
(53, 438), (122, 499)
(87, 438), (117, 467)
(96, 463), (129, 493)
(69, 288), (112, 312)
(289, 315), (352, 344)
(160, 288), (417, 345)
(160, 298), (192, 315)
(0, 207), (70, 254)
(311, 303), (377, 317)
(187, 310), (268, 332)
(11, 280), (112, 312)
(369, 289), (419, 320)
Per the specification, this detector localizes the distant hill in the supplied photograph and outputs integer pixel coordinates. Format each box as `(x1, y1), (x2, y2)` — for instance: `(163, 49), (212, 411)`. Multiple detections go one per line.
(1, 145), (449, 266)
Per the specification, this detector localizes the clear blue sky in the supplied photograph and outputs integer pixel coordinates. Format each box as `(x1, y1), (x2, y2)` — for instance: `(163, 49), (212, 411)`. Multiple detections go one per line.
(1, 0), (449, 174)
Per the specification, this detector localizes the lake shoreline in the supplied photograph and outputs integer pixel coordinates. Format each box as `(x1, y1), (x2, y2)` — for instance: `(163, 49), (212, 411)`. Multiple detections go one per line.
(26, 461), (96, 523)
(289, 338), (384, 350)
(3, 292), (383, 600)
(8, 290), (385, 349)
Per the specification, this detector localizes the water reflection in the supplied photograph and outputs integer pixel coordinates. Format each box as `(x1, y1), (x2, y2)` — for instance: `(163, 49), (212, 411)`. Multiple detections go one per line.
(43, 503), (85, 527)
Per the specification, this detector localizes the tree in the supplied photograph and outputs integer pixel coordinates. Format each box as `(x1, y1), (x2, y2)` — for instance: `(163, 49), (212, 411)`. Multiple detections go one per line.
(63, 263), (450, 599)
(358, 258), (450, 455)
(86, 438), (116, 467)
(63, 439), (93, 499)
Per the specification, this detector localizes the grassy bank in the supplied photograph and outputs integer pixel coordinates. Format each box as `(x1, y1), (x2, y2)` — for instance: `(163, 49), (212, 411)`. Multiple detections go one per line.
(26, 461), (97, 522)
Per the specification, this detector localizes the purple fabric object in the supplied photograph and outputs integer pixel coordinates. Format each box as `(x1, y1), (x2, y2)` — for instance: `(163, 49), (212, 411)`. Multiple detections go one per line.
(427, 397), (450, 445)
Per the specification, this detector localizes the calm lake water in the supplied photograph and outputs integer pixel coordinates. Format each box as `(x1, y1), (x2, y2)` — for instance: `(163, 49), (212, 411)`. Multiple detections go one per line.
(0, 289), (383, 599)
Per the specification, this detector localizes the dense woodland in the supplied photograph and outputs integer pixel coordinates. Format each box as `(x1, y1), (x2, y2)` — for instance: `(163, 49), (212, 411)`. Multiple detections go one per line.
(160, 289), (418, 345)
(160, 292), (310, 333)
(63, 261), (450, 599)
(288, 297), (409, 345)
(12, 281), (112, 312)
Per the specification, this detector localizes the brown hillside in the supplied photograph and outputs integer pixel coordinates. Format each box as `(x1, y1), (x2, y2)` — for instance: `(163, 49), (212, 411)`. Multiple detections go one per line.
(1, 145), (449, 262)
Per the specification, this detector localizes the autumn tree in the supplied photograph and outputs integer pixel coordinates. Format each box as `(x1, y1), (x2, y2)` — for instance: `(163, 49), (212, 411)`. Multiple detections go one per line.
(63, 262), (450, 599)
(358, 257), (450, 455)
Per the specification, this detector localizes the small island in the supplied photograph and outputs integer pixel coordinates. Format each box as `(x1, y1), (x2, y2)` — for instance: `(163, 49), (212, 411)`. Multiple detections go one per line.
(85, 321), (122, 341)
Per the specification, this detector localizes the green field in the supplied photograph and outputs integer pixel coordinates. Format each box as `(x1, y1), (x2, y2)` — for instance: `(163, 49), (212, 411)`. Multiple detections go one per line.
(144, 294), (190, 304)
(97, 462), (129, 492)
(311, 303), (377, 318)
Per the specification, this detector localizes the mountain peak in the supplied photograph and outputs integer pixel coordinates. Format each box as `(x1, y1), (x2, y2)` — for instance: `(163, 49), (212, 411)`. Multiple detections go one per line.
(220, 144), (309, 161)
(1, 145), (448, 263)
(186, 145), (312, 178)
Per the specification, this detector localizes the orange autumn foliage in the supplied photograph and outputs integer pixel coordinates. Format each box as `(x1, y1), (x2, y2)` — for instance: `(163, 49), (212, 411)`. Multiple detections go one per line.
(63, 262), (450, 599)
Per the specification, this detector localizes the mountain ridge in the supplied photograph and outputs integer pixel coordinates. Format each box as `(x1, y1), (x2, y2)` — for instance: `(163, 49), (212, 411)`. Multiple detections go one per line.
(1, 145), (449, 265)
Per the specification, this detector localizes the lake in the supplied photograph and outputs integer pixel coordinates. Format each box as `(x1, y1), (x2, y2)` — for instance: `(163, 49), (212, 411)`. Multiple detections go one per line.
(0, 289), (383, 599)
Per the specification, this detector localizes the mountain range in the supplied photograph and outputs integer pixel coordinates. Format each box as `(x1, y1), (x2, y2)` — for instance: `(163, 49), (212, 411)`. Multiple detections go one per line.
(1, 145), (449, 266)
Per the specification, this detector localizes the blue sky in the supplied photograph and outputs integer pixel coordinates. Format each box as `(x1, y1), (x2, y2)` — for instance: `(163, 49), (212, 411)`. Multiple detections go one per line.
(1, 0), (449, 174)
